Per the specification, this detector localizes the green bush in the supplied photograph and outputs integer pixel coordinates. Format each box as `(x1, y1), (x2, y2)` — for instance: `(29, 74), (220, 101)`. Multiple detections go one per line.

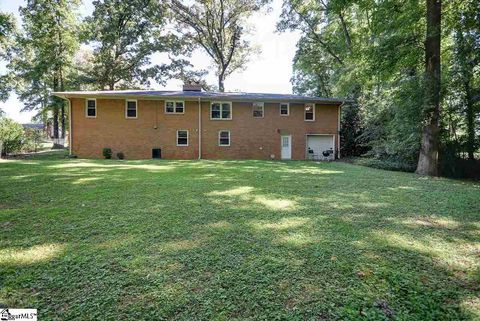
(102, 148), (112, 159)
(23, 128), (44, 152)
(0, 118), (25, 157)
(116, 152), (124, 160)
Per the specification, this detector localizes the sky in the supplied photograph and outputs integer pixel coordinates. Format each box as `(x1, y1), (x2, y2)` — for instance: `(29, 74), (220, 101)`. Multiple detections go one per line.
(0, 0), (300, 123)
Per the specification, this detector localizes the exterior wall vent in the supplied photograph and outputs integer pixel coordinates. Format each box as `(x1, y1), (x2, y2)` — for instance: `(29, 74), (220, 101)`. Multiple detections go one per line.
(152, 148), (161, 159)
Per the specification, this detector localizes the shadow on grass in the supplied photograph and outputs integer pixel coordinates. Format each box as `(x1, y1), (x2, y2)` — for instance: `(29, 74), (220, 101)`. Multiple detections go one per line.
(0, 158), (479, 319)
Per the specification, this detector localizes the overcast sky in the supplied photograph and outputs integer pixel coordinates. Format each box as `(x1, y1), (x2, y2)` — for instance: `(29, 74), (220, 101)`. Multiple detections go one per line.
(0, 0), (300, 123)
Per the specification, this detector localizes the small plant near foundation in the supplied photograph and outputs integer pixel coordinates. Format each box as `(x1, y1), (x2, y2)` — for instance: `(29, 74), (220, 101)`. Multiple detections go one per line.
(102, 148), (112, 159)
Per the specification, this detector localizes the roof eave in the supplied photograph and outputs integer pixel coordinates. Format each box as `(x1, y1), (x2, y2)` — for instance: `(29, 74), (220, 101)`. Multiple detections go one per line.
(52, 92), (346, 105)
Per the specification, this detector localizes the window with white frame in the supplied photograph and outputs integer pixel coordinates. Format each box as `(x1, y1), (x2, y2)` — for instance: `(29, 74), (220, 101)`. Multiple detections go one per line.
(165, 101), (184, 114)
(280, 103), (289, 116)
(252, 102), (264, 118)
(125, 100), (137, 118)
(304, 103), (315, 121)
(86, 99), (96, 118)
(218, 130), (230, 146)
(176, 130), (188, 146)
(211, 102), (232, 120)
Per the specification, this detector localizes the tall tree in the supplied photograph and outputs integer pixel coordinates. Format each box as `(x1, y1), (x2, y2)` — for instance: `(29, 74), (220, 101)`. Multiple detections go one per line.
(280, 0), (477, 177)
(279, 0), (424, 161)
(12, 0), (80, 144)
(0, 11), (16, 106)
(84, 0), (180, 90)
(169, 0), (267, 92)
(416, 0), (442, 175)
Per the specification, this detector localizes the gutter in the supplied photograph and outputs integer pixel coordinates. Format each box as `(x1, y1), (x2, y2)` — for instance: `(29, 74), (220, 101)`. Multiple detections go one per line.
(52, 92), (348, 105)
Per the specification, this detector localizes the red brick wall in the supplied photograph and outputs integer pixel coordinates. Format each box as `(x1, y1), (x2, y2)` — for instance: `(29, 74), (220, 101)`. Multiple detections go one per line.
(70, 98), (339, 160)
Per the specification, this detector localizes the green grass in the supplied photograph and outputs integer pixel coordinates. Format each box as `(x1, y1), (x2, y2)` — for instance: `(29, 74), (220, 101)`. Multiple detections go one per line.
(1, 154), (479, 320)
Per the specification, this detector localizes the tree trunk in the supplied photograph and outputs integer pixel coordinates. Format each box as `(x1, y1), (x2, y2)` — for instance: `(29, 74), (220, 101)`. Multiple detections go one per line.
(338, 11), (352, 54)
(61, 103), (66, 139)
(465, 82), (475, 160)
(53, 106), (59, 140)
(52, 73), (63, 148)
(218, 73), (225, 92)
(60, 66), (66, 139)
(417, 124), (440, 175)
(416, 0), (441, 176)
(109, 73), (115, 90)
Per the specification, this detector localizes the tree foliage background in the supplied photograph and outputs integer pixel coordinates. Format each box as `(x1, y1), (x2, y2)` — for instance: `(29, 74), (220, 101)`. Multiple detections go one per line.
(82, 0), (184, 90)
(8, 0), (81, 142)
(0, 11), (17, 108)
(279, 0), (479, 177)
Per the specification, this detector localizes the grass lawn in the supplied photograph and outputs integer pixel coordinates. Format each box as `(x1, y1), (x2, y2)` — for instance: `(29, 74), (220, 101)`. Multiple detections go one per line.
(1, 153), (479, 320)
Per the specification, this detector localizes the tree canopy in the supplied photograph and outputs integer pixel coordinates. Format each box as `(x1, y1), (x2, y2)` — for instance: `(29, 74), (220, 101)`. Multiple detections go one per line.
(10, 0), (81, 141)
(0, 11), (17, 105)
(83, 0), (182, 90)
(169, 0), (269, 91)
(279, 0), (479, 176)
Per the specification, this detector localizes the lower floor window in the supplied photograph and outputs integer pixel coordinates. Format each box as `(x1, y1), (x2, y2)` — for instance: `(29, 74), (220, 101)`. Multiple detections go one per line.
(177, 130), (188, 146)
(219, 130), (230, 146)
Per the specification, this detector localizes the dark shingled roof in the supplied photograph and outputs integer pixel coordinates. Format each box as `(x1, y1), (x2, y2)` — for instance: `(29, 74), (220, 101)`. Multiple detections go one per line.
(52, 90), (347, 104)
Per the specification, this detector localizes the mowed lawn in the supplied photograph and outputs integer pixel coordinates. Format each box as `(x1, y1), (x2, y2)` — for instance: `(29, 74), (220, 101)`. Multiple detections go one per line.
(1, 154), (479, 320)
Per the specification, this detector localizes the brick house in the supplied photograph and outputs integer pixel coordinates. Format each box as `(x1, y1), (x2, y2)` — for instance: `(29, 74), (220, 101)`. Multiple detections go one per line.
(53, 85), (345, 160)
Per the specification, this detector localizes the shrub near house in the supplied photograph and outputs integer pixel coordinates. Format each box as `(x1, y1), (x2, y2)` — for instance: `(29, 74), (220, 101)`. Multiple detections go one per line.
(0, 118), (24, 157)
(0, 119), (47, 157)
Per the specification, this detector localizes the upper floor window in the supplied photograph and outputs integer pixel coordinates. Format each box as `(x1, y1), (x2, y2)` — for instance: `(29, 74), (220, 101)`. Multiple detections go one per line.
(252, 102), (264, 118)
(219, 130), (230, 146)
(211, 102), (232, 120)
(125, 100), (137, 118)
(165, 101), (184, 114)
(280, 103), (289, 116)
(176, 130), (189, 146)
(86, 99), (96, 118)
(305, 103), (315, 121)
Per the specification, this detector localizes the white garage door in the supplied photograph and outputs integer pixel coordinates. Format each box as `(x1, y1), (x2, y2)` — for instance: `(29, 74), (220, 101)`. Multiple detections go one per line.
(306, 135), (334, 160)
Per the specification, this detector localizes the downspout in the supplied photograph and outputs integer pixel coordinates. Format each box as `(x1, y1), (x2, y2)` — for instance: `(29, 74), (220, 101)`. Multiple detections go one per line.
(198, 97), (202, 159)
(337, 102), (345, 159)
(68, 98), (72, 156)
(58, 96), (72, 155)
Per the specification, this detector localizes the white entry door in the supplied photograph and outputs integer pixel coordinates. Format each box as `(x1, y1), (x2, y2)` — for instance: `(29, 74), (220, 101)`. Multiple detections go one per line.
(281, 135), (292, 159)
